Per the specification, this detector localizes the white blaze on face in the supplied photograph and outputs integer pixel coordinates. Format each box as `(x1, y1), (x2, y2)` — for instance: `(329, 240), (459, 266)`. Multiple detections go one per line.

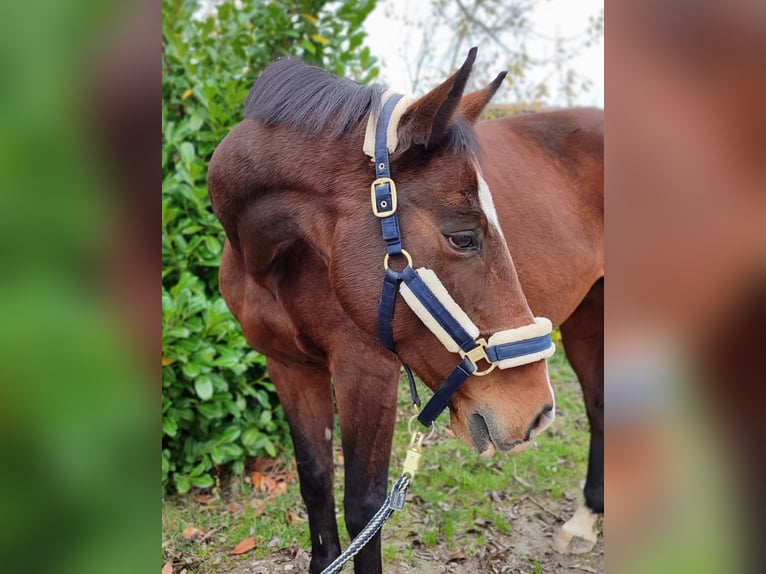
(473, 159), (557, 431)
(473, 160), (503, 234)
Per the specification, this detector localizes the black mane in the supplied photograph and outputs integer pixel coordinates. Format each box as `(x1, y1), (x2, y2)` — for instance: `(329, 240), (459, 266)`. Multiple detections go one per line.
(243, 57), (477, 153)
(244, 58), (384, 138)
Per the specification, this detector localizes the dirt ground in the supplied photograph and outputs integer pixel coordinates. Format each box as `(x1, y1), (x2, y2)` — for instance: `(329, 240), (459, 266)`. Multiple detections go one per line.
(225, 493), (603, 574)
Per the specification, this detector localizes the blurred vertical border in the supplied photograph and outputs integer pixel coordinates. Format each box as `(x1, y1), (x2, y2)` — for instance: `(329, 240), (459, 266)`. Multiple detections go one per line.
(0, 0), (157, 572)
(606, 1), (766, 572)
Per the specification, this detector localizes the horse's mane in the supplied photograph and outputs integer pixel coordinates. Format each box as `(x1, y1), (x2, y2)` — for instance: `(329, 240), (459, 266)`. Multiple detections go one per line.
(244, 58), (385, 138)
(243, 57), (478, 153)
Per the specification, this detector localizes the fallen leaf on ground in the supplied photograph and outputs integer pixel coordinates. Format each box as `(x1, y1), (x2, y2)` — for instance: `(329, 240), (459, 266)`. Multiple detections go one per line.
(226, 502), (242, 513)
(230, 537), (256, 555)
(251, 471), (265, 490)
(447, 551), (466, 563)
(273, 480), (288, 495)
(253, 500), (267, 516)
(263, 476), (277, 493)
(194, 494), (214, 505)
(182, 527), (205, 542)
(287, 510), (306, 525)
(161, 563), (173, 574)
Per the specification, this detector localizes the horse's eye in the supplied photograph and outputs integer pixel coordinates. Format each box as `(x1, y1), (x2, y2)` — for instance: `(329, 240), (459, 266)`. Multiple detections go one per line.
(447, 233), (476, 251)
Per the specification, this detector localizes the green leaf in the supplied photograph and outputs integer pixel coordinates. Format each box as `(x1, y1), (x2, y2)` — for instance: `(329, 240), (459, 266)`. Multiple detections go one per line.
(241, 427), (260, 449)
(178, 142), (195, 166)
(164, 327), (190, 339)
(190, 474), (215, 488)
(174, 474), (191, 494)
(198, 402), (223, 419)
(190, 461), (210, 477)
(194, 376), (214, 400)
(162, 416), (178, 437)
(216, 425), (241, 445)
(181, 361), (203, 379)
(301, 39), (316, 54)
(264, 440), (276, 457)
(204, 235), (221, 254)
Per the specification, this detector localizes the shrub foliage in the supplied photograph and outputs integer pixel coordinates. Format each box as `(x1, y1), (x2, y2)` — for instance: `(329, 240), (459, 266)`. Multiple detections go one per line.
(162, 0), (379, 492)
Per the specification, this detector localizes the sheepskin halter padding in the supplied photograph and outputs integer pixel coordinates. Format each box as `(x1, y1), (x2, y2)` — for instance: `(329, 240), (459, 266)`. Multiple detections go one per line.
(400, 267), (555, 367)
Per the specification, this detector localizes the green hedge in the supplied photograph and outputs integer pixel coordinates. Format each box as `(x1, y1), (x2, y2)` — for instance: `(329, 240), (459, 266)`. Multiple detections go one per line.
(162, 0), (379, 492)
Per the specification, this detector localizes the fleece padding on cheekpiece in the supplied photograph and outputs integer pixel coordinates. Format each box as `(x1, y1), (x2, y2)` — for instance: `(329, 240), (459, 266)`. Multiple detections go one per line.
(399, 267), (480, 353)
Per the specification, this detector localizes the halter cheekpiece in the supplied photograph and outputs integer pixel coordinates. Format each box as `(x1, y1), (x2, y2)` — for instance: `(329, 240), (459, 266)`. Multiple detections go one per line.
(371, 94), (556, 428)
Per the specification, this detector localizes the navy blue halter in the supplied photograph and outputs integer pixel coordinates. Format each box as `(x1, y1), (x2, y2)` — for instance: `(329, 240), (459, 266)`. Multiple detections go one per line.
(370, 94), (553, 428)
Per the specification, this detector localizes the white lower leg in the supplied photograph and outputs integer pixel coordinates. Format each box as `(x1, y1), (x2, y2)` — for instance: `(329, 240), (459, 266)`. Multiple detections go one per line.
(554, 504), (600, 554)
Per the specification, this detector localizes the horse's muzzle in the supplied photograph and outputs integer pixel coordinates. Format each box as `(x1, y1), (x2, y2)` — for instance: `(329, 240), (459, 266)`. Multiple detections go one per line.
(468, 404), (555, 457)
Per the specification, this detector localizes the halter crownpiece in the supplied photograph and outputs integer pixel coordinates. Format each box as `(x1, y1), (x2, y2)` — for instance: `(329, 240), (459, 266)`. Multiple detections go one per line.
(369, 93), (555, 428)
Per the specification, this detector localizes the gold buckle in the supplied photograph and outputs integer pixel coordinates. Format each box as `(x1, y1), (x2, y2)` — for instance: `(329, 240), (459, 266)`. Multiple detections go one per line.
(459, 338), (496, 377)
(370, 177), (397, 218)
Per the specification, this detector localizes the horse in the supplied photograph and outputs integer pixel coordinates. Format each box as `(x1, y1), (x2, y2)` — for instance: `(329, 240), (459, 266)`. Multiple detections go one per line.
(208, 48), (603, 573)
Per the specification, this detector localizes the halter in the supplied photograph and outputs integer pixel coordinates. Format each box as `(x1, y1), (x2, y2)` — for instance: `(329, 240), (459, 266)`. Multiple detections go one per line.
(371, 94), (556, 428)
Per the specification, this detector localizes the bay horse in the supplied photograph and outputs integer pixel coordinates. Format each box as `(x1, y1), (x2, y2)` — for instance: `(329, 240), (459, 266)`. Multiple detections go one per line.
(208, 48), (603, 573)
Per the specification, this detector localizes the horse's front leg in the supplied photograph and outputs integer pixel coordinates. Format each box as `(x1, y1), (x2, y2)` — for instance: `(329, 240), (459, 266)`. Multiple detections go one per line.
(266, 358), (341, 572)
(556, 278), (604, 554)
(332, 350), (400, 574)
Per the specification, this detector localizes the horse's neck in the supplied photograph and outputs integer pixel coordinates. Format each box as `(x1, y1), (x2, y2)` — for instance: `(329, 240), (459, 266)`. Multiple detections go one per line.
(236, 188), (334, 280)
(212, 120), (365, 280)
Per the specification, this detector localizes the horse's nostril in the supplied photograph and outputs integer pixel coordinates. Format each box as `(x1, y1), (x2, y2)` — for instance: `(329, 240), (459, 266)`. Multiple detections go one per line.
(468, 412), (491, 453)
(527, 404), (555, 439)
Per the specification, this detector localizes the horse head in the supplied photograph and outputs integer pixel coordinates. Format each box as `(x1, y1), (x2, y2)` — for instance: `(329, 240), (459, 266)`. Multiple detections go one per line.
(329, 50), (555, 455)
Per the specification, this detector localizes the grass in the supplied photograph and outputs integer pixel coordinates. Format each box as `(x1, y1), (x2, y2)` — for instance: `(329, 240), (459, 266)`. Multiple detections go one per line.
(162, 342), (589, 572)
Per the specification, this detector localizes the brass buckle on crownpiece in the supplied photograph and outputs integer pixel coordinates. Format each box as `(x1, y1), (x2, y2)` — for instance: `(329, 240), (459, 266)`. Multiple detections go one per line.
(370, 177), (397, 217)
(459, 338), (496, 377)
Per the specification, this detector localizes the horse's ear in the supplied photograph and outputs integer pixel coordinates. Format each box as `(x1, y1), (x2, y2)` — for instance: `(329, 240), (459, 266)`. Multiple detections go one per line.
(460, 71), (507, 123)
(397, 47), (478, 150)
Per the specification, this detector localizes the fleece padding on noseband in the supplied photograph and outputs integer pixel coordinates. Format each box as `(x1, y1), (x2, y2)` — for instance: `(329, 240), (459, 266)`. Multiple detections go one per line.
(487, 317), (556, 368)
(399, 267), (480, 353)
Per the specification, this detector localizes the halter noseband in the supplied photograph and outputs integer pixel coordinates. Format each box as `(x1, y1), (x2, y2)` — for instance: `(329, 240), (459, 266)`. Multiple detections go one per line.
(371, 94), (555, 428)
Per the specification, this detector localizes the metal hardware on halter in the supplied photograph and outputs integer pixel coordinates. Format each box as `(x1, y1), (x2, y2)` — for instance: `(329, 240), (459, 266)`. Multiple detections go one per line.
(383, 249), (412, 271)
(402, 430), (424, 479)
(371, 177), (397, 217)
(459, 338), (496, 376)
(402, 414), (434, 479)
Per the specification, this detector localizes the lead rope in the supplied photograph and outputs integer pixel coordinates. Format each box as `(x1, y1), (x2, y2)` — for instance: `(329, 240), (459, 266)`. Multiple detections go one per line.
(320, 417), (431, 574)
